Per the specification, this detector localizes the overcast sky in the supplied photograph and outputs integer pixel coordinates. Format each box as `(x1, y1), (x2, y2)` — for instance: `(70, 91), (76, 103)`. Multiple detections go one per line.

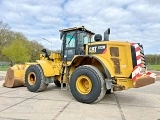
(0, 0), (160, 54)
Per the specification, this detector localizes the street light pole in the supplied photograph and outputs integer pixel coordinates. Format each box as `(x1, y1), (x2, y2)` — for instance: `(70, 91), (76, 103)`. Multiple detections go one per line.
(42, 38), (53, 54)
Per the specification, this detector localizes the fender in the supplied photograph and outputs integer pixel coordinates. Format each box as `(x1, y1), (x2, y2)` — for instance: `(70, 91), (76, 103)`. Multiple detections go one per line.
(92, 55), (114, 78)
(70, 55), (114, 78)
(36, 60), (55, 77)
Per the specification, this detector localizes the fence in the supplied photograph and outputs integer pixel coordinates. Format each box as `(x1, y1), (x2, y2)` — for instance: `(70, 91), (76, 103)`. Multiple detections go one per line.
(0, 61), (10, 71)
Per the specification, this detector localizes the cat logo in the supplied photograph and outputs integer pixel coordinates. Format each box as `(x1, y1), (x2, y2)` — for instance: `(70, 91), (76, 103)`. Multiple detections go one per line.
(89, 46), (97, 53)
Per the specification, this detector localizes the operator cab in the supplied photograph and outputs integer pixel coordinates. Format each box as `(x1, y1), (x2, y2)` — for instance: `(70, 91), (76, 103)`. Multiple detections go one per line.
(59, 26), (95, 61)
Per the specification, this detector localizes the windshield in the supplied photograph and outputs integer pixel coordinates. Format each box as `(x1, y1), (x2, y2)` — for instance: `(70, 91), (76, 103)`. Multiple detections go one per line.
(66, 31), (93, 48)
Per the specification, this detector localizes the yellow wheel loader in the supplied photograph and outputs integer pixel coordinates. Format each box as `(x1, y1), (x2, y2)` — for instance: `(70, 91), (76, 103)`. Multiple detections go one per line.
(3, 26), (156, 104)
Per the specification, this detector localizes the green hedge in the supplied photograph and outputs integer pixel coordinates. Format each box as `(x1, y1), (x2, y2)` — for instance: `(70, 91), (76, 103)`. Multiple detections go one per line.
(0, 66), (9, 71)
(147, 65), (160, 71)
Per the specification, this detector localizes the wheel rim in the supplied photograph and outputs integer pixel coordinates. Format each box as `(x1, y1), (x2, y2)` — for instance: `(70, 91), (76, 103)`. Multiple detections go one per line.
(28, 72), (36, 85)
(76, 75), (92, 94)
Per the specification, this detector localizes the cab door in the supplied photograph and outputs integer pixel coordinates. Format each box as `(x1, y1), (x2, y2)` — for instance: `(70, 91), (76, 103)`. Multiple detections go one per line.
(62, 31), (76, 61)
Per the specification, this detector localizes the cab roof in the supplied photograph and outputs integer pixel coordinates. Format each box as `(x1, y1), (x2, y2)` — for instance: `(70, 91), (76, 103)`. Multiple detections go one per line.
(59, 26), (95, 35)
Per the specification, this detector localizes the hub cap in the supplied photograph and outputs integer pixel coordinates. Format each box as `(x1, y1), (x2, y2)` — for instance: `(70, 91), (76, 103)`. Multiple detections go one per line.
(28, 72), (36, 85)
(76, 75), (92, 94)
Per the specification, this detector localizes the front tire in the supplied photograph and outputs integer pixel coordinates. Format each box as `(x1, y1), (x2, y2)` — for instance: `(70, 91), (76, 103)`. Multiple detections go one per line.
(70, 65), (106, 104)
(25, 64), (48, 92)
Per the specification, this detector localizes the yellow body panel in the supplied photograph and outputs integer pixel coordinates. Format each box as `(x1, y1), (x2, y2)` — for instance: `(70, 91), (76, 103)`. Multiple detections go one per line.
(116, 78), (133, 90)
(91, 54), (114, 77)
(107, 41), (133, 77)
(85, 41), (133, 78)
(38, 53), (62, 77)
(36, 60), (60, 77)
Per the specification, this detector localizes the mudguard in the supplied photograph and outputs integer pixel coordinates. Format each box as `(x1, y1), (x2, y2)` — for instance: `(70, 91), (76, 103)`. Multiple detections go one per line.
(70, 55), (114, 78)
(36, 60), (55, 77)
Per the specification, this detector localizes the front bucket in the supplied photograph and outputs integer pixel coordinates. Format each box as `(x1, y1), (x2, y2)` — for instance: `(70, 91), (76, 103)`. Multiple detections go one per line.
(133, 75), (155, 88)
(3, 64), (27, 88)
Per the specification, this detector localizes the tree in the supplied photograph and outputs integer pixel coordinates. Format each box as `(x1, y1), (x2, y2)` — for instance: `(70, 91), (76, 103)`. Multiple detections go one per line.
(0, 21), (45, 63)
(28, 40), (44, 61)
(2, 38), (31, 64)
(0, 21), (10, 60)
(145, 54), (160, 65)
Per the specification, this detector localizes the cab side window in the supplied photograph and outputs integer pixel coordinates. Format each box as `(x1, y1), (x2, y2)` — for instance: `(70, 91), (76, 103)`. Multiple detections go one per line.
(66, 32), (75, 48)
(63, 31), (76, 61)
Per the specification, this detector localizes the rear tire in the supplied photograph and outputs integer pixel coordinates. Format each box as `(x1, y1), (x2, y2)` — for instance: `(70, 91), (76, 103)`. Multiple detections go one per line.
(25, 64), (48, 92)
(70, 65), (106, 104)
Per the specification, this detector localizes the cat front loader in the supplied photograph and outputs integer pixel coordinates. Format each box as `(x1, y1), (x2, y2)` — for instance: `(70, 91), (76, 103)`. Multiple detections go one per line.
(3, 26), (156, 103)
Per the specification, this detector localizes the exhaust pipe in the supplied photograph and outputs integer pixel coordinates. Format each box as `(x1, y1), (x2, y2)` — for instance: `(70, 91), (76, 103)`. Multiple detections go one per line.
(104, 28), (110, 41)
